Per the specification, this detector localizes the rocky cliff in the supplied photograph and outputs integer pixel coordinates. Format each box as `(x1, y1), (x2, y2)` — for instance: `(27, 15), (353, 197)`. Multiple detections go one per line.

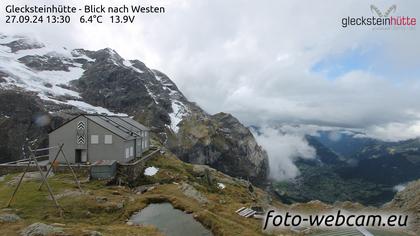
(0, 33), (268, 183)
(171, 112), (268, 183)
(0, 90), (55, 162)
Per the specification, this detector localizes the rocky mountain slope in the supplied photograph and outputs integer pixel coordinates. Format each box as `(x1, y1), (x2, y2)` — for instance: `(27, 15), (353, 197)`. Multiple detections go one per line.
(312, 131), (420, 186)
(385, 179), (420, 234)
(0, 90), (59, 162)
(314, 130), (378, 158)
(172, 112), (268, 183)
(0, 33), (268, 183)
(340, 138), (420, 185)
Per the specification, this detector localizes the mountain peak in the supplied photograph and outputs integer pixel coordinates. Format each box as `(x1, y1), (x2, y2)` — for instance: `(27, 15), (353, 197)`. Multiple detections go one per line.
(0, 34), (45, 53)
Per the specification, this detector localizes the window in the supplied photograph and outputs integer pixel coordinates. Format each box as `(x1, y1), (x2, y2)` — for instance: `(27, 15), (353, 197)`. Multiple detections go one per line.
(91, 135), (99, 144)
(104, 135), (113, 144)
(125, 148), (130, 159)
(129, 146), (134, 157)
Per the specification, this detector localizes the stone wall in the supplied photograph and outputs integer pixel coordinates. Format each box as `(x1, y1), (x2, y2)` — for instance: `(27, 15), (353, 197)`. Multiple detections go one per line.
(117, 149), (161, 183)
(0, 164), (90, 176)
(53, 165), (91, 175)
(0, 165), (46, 176)
(0, 149), (161, 182)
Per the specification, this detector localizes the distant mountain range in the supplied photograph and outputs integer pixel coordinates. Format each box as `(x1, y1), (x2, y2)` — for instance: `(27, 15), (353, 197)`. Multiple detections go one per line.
(314, 130), (378, 158)
(271, 128), (420, 206)
(314, 130), (420, 186)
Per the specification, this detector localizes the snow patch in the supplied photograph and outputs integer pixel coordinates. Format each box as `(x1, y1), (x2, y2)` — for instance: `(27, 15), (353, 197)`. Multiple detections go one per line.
(154, 74), (163, 82)
(144, 167), (159, 176)
(0, 35), (126, 117)
(104, 48), (122, 66)
(0, 35), (44, 50)
(217, 183), (226, 189)
(131, 66), (144, 74)
(123, 60), (132, 67)
(0, 52), (83, 98)
(0, 45), (11, 53)
(123, 59), (144, 74)
(169, 101), (189, 133)
(71, 50), (95, 62)
(16, 47), (69, 58)
(144, 83), (159, 104)
(66, 100), (126, 116)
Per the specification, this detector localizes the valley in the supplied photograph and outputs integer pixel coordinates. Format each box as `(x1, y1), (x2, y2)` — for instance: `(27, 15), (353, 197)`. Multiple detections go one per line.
(272, 130), (420, 206)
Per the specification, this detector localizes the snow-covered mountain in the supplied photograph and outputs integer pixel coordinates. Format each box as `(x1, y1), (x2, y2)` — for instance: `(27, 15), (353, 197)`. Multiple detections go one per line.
(0, 33), (268, 183)
(0, 34), (187, 120)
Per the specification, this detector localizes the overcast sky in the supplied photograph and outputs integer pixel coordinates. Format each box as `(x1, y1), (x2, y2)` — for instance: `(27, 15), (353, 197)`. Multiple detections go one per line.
(2, 0), (420, 141)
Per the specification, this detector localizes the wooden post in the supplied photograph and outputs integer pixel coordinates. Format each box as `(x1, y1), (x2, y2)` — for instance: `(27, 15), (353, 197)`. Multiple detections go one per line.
(38, 144), (64, 191)
(6, 140), (39, 207)
(60, 148), (83, 193)
(28, 146), (63, 215)
(6, 159), (31, 207)
(38, 144), (83, 193)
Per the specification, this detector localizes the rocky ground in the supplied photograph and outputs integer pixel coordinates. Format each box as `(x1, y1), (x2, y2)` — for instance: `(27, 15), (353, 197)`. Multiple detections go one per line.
(384, 180), (420, 235)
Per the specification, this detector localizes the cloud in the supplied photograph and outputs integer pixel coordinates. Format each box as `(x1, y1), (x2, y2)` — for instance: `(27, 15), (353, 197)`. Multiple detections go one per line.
(252, 122), (420, 180)
(359, 121), (420, 142)
(253, 126), (316, 181)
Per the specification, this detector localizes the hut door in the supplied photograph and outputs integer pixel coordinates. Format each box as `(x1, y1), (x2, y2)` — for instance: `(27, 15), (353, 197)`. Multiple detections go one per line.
(75, 150), (81, 163)
(75, 149), (87, 163)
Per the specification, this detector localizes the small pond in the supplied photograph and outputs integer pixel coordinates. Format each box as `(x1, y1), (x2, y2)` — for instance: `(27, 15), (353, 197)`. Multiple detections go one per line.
(129, 203), (213, 236)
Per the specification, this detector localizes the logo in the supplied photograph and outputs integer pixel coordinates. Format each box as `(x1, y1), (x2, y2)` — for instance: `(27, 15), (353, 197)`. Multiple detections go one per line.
(341, 4), (416, 30)
(370, 5), (397, 18)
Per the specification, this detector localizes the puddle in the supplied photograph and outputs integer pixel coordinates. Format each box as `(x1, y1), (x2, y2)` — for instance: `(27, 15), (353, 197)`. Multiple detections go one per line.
(129, 203), (213, 236)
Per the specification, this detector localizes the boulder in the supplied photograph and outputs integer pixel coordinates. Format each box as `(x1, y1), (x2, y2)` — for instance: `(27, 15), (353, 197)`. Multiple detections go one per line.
(0, 213), (21, 223)
(179, 182), (209, 205)
(82, 230), (102, 236)
(95, 196), (107, 203)
(20, 223), (65, 236)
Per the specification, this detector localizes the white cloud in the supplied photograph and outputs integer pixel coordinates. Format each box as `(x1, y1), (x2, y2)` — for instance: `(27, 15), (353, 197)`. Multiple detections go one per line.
(360, 121), (420, 142)
(253, 126), (316, 181)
